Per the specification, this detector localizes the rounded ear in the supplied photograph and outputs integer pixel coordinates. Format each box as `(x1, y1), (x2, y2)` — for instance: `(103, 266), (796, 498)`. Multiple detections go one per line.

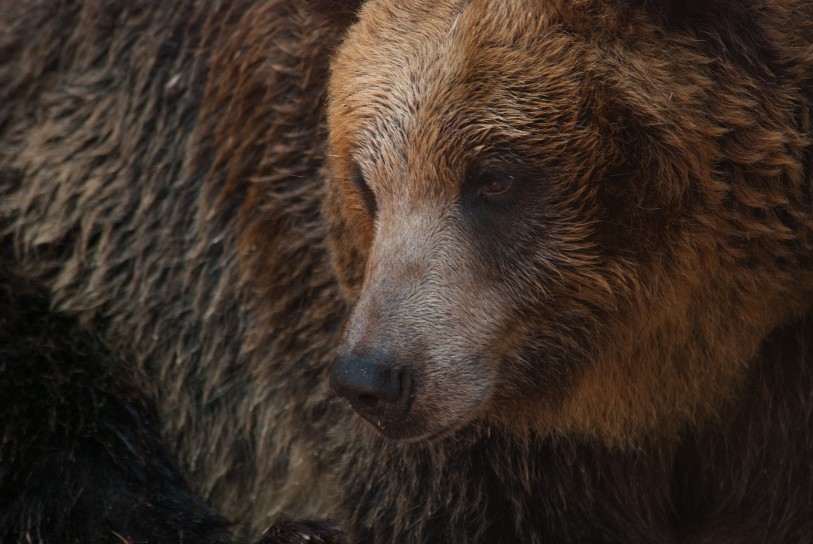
(615, 0), (744, 24)
(305, 0), (366, 28)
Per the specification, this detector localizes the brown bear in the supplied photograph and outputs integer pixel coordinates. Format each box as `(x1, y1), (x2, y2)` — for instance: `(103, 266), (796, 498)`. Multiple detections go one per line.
(1, 0), (812, 543)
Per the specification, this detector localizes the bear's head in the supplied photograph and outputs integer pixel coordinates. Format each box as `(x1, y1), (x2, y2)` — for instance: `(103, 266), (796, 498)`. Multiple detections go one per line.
(320, 0), (813, 444)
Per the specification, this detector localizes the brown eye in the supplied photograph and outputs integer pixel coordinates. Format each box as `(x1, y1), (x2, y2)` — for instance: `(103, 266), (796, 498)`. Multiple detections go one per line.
(480, 176), (513, 197)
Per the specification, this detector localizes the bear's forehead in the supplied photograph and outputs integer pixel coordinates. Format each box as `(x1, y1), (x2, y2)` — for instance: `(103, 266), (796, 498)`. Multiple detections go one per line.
(328, 0), (578, 196)
(331, 0), (558, 125)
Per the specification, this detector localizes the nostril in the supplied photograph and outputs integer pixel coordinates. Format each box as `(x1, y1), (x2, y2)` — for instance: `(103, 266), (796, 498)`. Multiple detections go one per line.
(399, 367), (414, 401)
(357, 394), (380, 408)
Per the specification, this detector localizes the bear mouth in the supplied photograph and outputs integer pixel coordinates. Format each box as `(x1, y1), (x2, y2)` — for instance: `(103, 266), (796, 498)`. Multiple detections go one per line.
(398, 418), (474, 443)
(363, 412), (473, 442)
(354, 385), (492, 442)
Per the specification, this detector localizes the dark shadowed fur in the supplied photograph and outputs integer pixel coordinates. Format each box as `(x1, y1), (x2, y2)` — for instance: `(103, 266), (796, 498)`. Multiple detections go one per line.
(258, 521), (344, 544)
(0, 280), (234, 543)
(304, 0), (364, 26)
(1, 0), (813, 543)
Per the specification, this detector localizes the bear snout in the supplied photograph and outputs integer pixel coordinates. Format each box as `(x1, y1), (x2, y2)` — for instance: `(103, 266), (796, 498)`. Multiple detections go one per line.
(330, 352), (415, 432)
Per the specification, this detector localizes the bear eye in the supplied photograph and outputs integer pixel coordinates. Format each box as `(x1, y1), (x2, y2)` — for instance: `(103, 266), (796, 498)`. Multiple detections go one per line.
(479, 177), (513, 197)
(463, 163), (526, 211)
(353, 171), (377, 217)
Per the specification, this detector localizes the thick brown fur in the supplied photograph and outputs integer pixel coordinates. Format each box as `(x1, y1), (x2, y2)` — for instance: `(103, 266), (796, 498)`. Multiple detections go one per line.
(1, 0), (812, 543)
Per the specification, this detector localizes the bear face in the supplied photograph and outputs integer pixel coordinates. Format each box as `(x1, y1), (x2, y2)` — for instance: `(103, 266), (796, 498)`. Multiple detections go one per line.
(324, 0), (813, 445)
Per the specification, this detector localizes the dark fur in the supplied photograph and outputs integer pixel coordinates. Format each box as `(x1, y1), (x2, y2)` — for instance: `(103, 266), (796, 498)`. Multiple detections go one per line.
(1, 0), (812, 543)
(0, 281), (234, 543)
(305, 0), (364, 25)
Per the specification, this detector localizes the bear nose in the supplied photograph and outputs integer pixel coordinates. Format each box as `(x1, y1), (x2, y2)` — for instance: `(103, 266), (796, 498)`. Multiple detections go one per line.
(329, 353), (413, 425)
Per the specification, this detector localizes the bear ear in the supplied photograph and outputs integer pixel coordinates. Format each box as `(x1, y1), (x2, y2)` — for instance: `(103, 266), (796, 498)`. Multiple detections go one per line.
(616, 0), (739, 23)
(305, 0), (366, 28)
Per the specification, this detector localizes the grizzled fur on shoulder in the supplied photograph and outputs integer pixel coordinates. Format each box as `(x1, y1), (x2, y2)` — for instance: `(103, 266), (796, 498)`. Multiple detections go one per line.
(0, 1), (344, 542)
(2, 0), (813, 543)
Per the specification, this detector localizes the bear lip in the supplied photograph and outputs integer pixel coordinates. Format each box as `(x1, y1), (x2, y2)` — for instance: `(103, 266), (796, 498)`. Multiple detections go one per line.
(397, 418), (472, 443)
(356, 393), (486, 442)
(364, 414), (470, 442)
